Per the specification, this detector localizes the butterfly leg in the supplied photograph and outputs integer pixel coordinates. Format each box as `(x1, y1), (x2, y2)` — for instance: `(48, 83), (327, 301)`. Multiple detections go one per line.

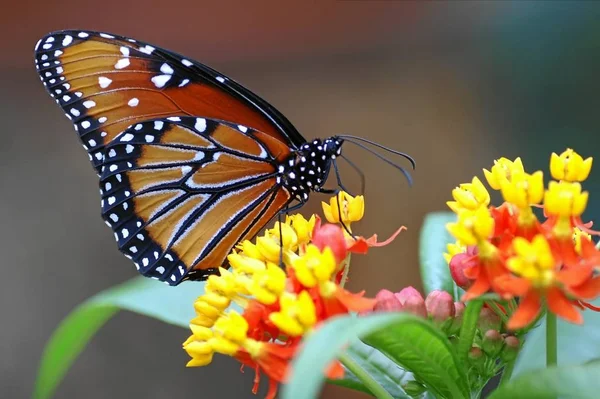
(314, 187), (355, 239)
(275, 200), (307, 268)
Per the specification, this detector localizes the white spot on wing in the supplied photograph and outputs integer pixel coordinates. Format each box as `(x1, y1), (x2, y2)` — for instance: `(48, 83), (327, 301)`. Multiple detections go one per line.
(115, 58), (130, 69)
(151, 74), (171, 88)
(98, 76), (112, 88)
(154, 121), (164, 130)
(216, 76), (225, 83)
(139, 45), (155, 54)
(62, 35), (73, 46)
(160, 63), (174, 74)
(128, 97), (139, 107)
(78, 32), (89, 38)
(195, 118), (206, 132)
(83, 100), (96, 109)
(120, 133), (134, 142)
(181, 59), (193, 67)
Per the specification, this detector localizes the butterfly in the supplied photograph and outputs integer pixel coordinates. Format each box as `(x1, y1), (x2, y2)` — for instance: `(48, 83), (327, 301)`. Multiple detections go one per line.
(34, 30), (414, 285)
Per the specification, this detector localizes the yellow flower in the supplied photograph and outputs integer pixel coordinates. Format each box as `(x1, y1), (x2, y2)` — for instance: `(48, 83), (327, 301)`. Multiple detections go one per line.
(227, 252), (267, 275)
(443, 241), (466, 264)
(483, 157), (525, 190)
(507, 235), (556, 287)
(291, 244), (337, 288)
(322, 191), (365, 225)
(205, 268), (242, 299)
(248, 262), (287, 305)
(550, 148), (593, 182)
(287, 214), (316, 245)
(183, 340), (214, 367)
(269, 291), (317, 337)
(266, 222), (299, 251)
(447, 176), (490, 213)
(236, 240), (265, 261)
(544, 181), (589, 217)
(446, 207), (494, 245)
(500, 171), (544, 208)
(213, 311), (248, 344)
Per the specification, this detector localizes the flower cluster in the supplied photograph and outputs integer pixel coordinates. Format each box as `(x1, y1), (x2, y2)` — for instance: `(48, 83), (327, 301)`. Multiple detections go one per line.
(446, 149), (600, 329)
(183, 192), (403, 398)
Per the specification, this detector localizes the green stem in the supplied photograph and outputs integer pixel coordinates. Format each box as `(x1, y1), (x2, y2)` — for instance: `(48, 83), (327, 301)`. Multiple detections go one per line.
(499, 360), (516, 385)
(338, 351), (393, 399)
(546, 312), (557, 367)
(485, 300), (509, 323)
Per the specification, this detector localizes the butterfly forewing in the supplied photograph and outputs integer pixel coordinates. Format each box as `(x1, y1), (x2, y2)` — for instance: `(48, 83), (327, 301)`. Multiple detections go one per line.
(98, 117), (292, 284)
(34, 30), (304, 173)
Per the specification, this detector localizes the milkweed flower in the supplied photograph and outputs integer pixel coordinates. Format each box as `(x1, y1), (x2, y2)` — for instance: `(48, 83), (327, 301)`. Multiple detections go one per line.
(183, 192), (402, 398)
(446, 149), (600, 330)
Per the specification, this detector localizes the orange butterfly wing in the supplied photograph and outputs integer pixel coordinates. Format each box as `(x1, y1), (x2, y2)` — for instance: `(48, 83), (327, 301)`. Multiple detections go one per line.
(100, 117), (292, 284)
(34, 30), (303, 173)
(34, 30), (305, 284)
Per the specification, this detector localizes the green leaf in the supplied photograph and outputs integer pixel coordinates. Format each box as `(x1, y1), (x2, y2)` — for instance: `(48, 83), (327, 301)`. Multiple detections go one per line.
(513, 299), (600, 376)
(282, 313), (469, 399)
(457, 300), (483, 366)
(34, 277), (205, 399)
(419, 212), (459, 299)
(489, 362), (600, 399)
(328, 340), (412, 398)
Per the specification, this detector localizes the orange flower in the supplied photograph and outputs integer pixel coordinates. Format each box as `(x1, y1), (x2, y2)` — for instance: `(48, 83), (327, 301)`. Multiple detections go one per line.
(495, 235), (600, 329)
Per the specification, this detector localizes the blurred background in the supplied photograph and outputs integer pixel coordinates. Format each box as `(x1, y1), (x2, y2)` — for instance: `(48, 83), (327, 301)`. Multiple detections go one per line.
(3, 1), (600, 398)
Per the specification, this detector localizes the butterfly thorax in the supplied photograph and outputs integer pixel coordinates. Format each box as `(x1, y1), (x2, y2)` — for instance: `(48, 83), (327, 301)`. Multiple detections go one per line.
(277, 137), (343, 202)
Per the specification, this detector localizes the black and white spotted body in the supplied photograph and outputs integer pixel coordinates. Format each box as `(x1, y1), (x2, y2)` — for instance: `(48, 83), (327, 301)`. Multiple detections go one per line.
(278, 138), (343, 203)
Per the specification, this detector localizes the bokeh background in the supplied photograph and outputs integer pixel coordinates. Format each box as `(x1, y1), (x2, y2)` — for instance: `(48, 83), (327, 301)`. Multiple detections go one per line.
(3, 1), (600, 398)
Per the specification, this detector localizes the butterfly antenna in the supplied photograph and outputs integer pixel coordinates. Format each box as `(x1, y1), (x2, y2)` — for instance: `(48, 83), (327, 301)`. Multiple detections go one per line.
(338, 135), (416, 170)
(338, 154), (366, 195)
(342, 139), (413, 186)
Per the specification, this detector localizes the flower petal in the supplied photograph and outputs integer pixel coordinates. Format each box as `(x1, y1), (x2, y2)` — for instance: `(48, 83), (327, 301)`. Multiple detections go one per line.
(546, 287), (583, 324)
(507, 291), (541, 330)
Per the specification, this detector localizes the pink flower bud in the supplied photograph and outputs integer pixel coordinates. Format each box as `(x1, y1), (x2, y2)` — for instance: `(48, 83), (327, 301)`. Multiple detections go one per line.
(311, 222), (348, 263)
(477, 307), (502, 332)
(449, 247), (478, 289)
(395, 286), (424, 304)
(393, 287), (426, 317)
(425, 290), (455, 322)
(374, 289), (403, 312)
(401, 298), (427, 318)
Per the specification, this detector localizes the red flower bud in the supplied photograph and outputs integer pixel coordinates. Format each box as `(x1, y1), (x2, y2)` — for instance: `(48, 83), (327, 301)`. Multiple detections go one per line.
(425, 290), (455, 322)
(477, 307), (502, 332)
(311, 222), (348, 263)
(374, 289), (403, 312)
(449, 246), (478, 288)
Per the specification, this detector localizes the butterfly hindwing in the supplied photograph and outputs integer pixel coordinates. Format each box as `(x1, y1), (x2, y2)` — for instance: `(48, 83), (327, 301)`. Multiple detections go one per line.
(98, 117), (292, 284)
(34, 30), (305, 173)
